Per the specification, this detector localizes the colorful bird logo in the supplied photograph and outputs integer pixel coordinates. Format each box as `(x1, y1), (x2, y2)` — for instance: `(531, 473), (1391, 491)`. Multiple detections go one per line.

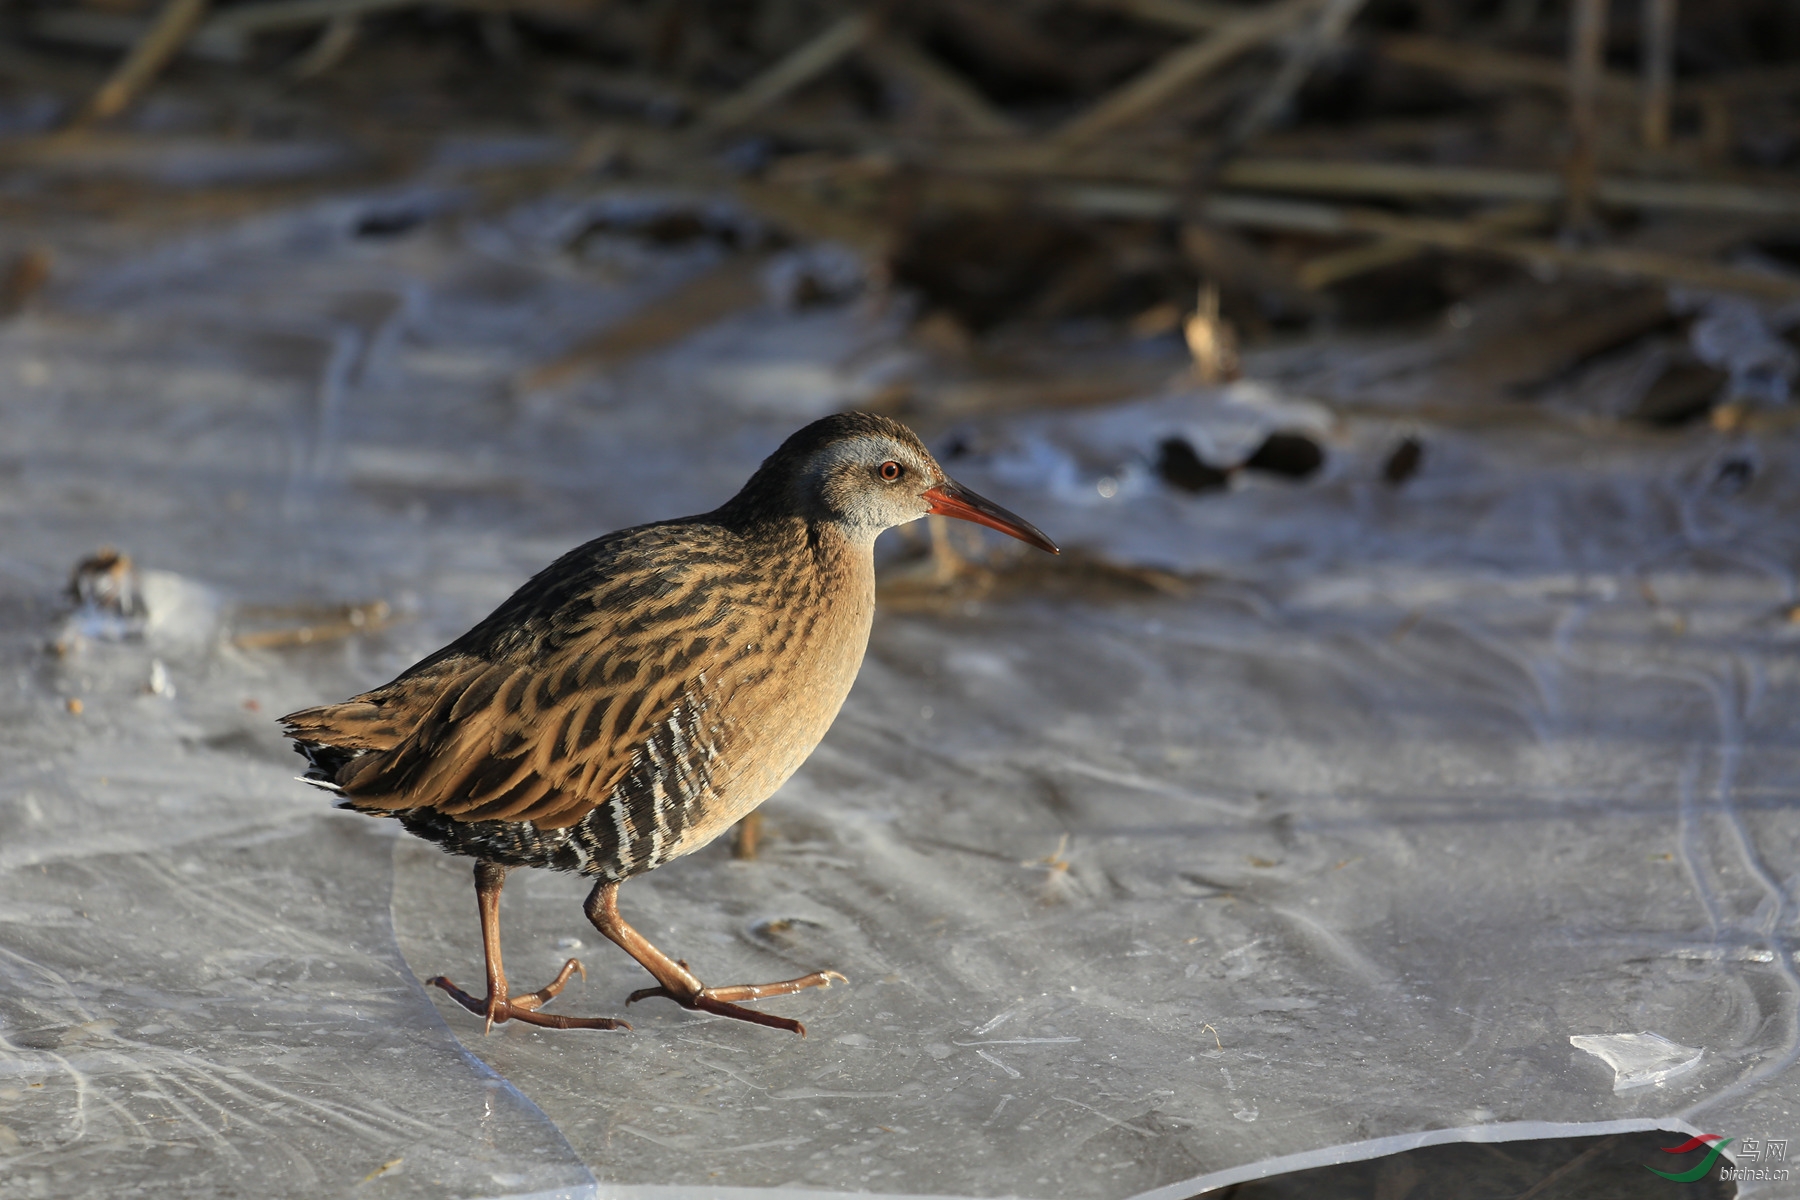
(1645, 1133), (1734, 1182)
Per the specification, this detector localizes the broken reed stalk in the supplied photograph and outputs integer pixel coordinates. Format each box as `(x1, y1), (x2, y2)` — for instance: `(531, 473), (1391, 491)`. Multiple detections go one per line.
(1381, 30), (1798, 108)
(1377, 33), (1636, 102)
(1064, 0), (1242, 35)
(231, 601), (393, 650)
(206, 0), (452, 31)
(204, 0), (605, 33)
(516, 255), (769, 391)
(1198, 193), (1800, 300)
(924, 149), (1800, 218)
(863, 36), (1020, 137)
(1296, 202), (1547, 289)
(66, 0), (210, 130)
(1221, 0), (1369, 156)
(1513, 1138), (1622, 1200)
(696, 11), (873, 133)
(1640, 0), (1677, 150)
(288, 13), (360, 79)
(1055, 0), (1323, 148)
(1565, 0), (1608, 231)
(1212, 159), (1800, 217)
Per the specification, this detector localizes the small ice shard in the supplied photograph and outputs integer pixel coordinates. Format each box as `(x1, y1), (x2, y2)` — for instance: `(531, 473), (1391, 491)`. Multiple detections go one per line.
(1569, 1031), (1704, 1092)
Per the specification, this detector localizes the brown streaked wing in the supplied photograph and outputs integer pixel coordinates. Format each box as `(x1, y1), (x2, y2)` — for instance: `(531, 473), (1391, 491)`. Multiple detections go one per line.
(327, 530), (746, 830)
(279, 667), (465, 754)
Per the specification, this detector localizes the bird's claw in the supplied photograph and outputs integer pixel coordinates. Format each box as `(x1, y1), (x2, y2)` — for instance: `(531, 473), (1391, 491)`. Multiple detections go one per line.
(427, 971), (629, 1032)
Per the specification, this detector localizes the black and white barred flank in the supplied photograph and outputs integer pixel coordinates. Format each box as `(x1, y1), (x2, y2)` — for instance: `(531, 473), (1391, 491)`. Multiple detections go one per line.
(294, 698), (723, 883)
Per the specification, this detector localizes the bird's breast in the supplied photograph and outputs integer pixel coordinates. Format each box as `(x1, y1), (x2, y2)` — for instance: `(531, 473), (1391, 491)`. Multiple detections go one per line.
(669, 543), (878, 863)
(609, 535), (875, 872)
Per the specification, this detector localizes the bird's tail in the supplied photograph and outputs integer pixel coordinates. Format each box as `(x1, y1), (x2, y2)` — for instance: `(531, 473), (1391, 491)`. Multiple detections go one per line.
(290, 739), (356, 795)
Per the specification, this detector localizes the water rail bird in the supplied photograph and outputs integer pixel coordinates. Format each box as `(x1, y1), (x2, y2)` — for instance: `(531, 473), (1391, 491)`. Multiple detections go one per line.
(281, 412), (1058, 1036)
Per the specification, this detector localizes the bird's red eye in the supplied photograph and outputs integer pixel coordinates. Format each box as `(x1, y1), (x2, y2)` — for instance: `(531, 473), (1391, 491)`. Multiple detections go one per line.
(879, 461), (902, 482)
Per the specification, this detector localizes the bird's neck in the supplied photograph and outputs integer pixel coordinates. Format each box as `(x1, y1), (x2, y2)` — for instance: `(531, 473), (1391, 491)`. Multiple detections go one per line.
(714, 496), (881, 563)
(714, 447), (895, 551)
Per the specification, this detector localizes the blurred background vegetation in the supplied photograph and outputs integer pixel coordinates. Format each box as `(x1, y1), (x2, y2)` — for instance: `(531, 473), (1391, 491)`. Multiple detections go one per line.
(3, 0), (1799, 434)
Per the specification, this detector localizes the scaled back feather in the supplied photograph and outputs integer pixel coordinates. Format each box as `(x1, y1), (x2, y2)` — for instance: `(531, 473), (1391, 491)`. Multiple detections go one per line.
(282, 520), (755, 830)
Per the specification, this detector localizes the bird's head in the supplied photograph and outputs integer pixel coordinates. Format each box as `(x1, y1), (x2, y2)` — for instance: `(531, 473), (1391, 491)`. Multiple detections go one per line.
(735, 412), (1058, 554)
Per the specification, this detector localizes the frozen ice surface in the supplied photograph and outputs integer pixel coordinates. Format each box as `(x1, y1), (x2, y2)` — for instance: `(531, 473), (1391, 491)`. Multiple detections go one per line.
(3, 180), (1800, 1199)
(1570, 1032), (1706, 1092)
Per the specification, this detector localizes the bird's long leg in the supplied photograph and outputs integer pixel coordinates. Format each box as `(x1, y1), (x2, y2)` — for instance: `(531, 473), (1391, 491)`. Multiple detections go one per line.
(583, 881), (845, 1037)
(428, 861), (629, 1033)
(730, 812), (763, 859)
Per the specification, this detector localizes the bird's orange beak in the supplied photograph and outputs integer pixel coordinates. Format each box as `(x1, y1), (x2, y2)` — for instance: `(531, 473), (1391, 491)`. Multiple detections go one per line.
(922, 479), (1060, 555)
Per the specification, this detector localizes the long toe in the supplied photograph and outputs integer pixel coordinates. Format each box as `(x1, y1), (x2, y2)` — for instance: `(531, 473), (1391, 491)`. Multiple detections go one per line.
(500, 1006), (630, 1031)
(427, 975), (489, 1017)
(699, 969), (846, 1004)
(427, 973), (627, 1032)
(692, 995), (809, 1036)
(622, 969), (846, 1036)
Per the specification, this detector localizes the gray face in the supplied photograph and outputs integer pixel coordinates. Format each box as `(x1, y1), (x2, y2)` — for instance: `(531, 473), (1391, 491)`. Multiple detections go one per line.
(794, 433), (946, 543)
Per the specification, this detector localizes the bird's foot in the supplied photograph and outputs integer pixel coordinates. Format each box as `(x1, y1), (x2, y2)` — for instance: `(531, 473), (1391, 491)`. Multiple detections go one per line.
(428, 958), (630, 1032)
(625, 969), (847, 1036)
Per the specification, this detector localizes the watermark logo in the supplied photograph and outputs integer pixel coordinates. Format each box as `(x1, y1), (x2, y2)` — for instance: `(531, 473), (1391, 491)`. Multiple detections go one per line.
(1722, 1137), (1790, 1184)
(1645, 1134), (1733, 1182)
(1645, 1133), (1789, 1183)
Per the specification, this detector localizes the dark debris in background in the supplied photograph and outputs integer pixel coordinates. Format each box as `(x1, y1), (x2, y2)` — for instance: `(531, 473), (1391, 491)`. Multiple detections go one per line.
(1157, 435), (1233, 494)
